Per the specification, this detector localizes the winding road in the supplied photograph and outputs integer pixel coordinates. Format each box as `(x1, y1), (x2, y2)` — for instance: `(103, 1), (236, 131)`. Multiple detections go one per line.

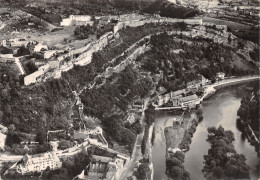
(119, 98), (150, 180)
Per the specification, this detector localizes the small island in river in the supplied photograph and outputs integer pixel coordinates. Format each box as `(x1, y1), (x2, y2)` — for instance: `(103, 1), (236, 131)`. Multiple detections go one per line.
(164, 108), (203, 179)
(203, 126), (250, 180)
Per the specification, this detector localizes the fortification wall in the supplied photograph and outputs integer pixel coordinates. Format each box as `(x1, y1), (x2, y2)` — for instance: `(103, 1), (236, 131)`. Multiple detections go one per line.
(113, 18), (203, 33)
(24, 64), (50, 86)
(56, 32), (114, 72)
(25, 17), (236, 86)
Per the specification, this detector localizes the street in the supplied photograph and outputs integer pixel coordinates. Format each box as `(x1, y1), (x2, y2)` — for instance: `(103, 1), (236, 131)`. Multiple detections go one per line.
(119, 98), (150, 180)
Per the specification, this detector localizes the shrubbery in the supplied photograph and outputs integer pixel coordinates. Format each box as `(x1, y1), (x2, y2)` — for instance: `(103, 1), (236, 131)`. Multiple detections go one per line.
(74, 24), (95, 40)
(135, 158), (151, 179)
(166, 151), (190, 180)
(236, 82), (259, 151)
(74, 23), (113, 40)
(0, 46), (13, 54)
(249, 48), (259, 62)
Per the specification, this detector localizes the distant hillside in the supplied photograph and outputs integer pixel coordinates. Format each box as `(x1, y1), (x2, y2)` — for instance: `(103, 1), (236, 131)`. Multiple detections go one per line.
(142, 0), (201, 18)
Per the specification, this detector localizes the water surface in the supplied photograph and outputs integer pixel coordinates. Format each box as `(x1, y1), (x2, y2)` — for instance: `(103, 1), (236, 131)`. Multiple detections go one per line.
(152, 81), (259, 180)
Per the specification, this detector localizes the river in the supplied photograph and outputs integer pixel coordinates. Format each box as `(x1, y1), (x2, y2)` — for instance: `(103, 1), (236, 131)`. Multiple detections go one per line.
(151, 81), (259, 180)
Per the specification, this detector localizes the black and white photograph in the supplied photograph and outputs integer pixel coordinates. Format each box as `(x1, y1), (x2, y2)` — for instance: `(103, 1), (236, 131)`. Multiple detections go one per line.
(0, 0), (259, 179)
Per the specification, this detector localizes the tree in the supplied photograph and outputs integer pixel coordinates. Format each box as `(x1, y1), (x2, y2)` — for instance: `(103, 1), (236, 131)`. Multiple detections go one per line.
(58, 140), (71, 150)
(174, 151), (185, 162)
(15, 46), (30, 57)
(131, 120), (142, 134)
(166, 157), (182, 167)
(213, 166), (224, 178)
(26, 61), (38, 74)
(136, 163), (150, 179)
(5, 133), (21, 147)
(1, 89), (10, 102)
(36, 130), (46, 144)
(170, 166), (183, 179)
(0, 46), (13, 54)
(8, 124), (15, 134)
(203, 126), (250, 179)
(42, 168), (70, 180)
(225, 130), (235, 143)
(177, 22), (187, 32)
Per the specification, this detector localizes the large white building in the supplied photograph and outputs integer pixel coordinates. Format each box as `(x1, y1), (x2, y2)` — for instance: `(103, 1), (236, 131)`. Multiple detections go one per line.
(60, 15), (93, 26)
(16, 152), (62, 174)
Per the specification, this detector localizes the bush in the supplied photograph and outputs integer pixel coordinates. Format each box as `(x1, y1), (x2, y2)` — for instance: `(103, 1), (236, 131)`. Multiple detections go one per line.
(15, 46), (30, 57)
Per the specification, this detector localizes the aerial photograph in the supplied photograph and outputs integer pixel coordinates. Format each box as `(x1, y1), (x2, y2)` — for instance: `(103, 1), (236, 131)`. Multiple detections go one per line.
(0, 0), (259, 179)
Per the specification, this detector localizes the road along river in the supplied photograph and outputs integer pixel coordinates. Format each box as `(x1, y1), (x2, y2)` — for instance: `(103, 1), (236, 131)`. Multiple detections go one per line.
(151, 80), (259, 180)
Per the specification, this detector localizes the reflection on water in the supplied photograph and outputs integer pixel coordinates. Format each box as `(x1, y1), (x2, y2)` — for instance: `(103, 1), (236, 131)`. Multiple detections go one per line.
(152, 81), (259, 180)
(184, 82), (259, 180)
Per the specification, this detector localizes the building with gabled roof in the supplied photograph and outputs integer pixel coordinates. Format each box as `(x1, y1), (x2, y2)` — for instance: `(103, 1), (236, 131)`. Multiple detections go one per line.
(179, 94), (199, 107)
(16, 152), (62, 174)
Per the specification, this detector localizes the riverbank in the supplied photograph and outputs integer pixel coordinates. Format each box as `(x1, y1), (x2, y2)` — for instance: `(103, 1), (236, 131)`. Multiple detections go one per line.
(236, 85), (260, 154)
(153, 75), (260, 112)
(164, 110), (201, 153)
(164, 109), (202, 179)
(164, 109), (201, 180)
(184, 81), (259, 180)
(123, 76), (260, 179)
(196, 75), (260, 106)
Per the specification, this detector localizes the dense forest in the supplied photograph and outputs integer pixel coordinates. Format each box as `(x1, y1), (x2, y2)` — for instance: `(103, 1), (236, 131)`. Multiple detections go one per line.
(80, 65), (151, 152)
(136, 32), (257, 91)
(0, 61), (74, 149)
(237, 82), (259, 151)
(203, 126), (250, 179)
(142, 0), (201, 18)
